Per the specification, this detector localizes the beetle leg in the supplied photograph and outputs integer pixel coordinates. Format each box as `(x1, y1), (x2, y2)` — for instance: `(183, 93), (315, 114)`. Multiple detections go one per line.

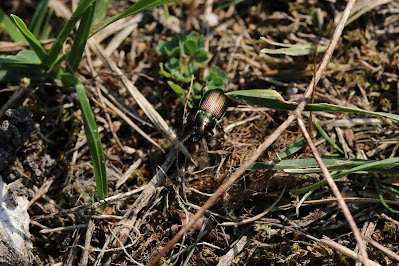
(200, 85), (205, 98)
(216, 124), (225, 134)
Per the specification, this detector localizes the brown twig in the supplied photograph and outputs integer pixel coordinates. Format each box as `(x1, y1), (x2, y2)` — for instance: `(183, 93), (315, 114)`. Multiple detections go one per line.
(321, 237), (379, 266)
(147, 1), (358, 264)
(297, 116), (369, 264)
(364, 236), (399, 262)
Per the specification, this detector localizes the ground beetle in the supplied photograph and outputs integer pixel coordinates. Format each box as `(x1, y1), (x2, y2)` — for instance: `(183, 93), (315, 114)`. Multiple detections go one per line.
(191, 88), (229, 142)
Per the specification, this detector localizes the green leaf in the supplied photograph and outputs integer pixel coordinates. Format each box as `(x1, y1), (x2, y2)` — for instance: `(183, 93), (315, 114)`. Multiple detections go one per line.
(198, 35), (205, 49)
(44, 0), (97, 67)
(187, 63), (199, 76)
(0, 8), (26, 42)
(0, 50), (49, 82)
(29, 0), (49, 37)
(184, 39), (198, 56)
(167, 80), (184, 96)
(10, 15), (47, 61)
(206, 66), (226, 90)
(61, 73), (108, 206)
(192, 49), (208, 63)
(277, 138), (307, 159)
(186, 31), (200, 41)
(156, 35), (181, 56)
(165, 57), (180, 71)
(209, 65), (227, 79)
(67, 3), (96, 73)
(207, 72), (224, 86)
(226, 89), (399, 123)
(89, 0), (173, 38)
(159, 62), (171, 78)
(0, 49), (41, 65)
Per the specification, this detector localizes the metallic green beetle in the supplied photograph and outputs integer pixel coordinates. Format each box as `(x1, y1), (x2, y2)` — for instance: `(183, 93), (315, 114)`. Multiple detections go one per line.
(192, 88), (229, 141)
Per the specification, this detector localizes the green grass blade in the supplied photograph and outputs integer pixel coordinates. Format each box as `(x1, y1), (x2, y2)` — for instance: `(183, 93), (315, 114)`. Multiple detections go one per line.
(44, 0), (96, 67)
(0, 50), (42, 65)
(218, 0), (245, 9)
(10, 15), (47, 61)
(277, 137), (307, 159)
(94, 0), (113, 22)
(314, 120), (344, 154)
(227, 89), (399, 123)
(39, 9), (53, 40)
(67, 3), (96, 73)
(89, 0), (172, 37)
(28, 0), (49, 37)
(0, 8), (26, 42)
(373, 177), (399, 214)
(251, 158), (378, 171)
(291, 157), (399, 195)
(62, 73), (108, 205)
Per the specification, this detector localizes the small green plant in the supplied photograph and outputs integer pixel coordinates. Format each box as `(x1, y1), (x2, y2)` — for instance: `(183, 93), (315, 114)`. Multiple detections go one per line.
(156, 32), (227, 102)
(156, 32), (208, 83)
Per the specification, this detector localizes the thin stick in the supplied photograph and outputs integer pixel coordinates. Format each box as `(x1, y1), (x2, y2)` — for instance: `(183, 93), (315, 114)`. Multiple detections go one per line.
(147, 0), (358, 264)
(0, 85), (30, 120)
(321, 237), (379, 266)
(297, 116), (369, 264)
(364, 236), (399, 262)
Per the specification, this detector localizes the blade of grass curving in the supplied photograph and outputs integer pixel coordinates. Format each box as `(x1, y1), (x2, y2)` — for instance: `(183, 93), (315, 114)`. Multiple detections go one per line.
(314, 120), (344, 154)
(373, 177), (399, 214)
(67, 2), (96, 73)
(292, 157), (399, 195)
(296, 190), (313, 215)
(0, 8), (26, 42)
(10, 15), (47, 61)
(44, 0), (96, 67)
(29, 0), (49, 37)
(89, 0), (172, 37)
(62, 73), (108, 207)
(227, 89), (399, 123)
(94, 0), (113, 22)
(387, 186), (399, 196)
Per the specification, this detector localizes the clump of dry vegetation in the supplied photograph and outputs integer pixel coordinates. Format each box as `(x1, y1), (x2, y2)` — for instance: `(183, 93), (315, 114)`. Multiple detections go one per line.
(1, 0), (399, 265)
